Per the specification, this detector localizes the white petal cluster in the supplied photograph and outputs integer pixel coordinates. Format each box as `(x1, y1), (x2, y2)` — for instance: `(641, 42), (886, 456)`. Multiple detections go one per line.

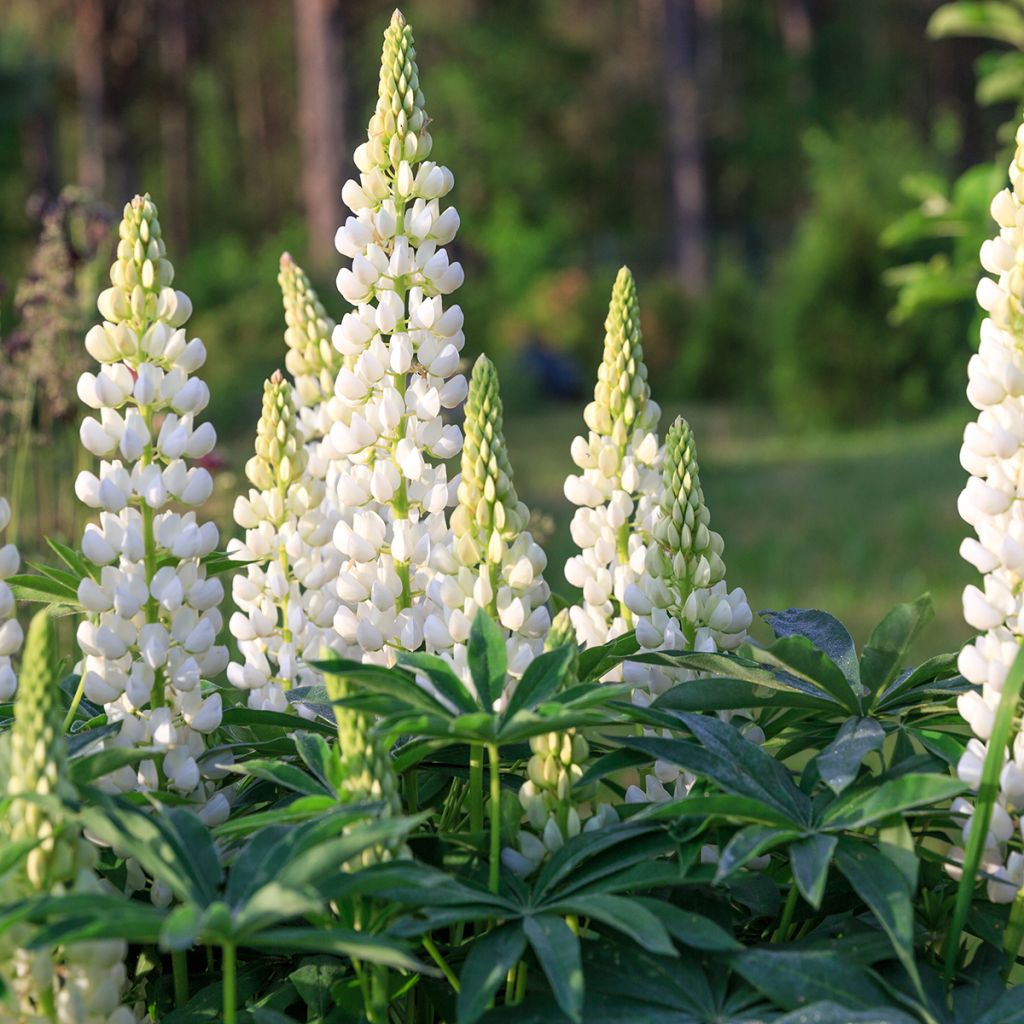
(424, 356), (550, 699)
(564, 267), (662, 656)
(0, 497), (22, 700)
(622, 417), (753, 802)
(951, 122), (1024, 900)
(74, 194), (226, 796)
(328, 10), (467, 664)
(228, 372), (341, 711)
(278, 252), (344, 475)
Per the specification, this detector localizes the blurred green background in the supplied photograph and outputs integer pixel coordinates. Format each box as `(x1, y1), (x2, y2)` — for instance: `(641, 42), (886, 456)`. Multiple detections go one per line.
(1, 0), (1017, 655)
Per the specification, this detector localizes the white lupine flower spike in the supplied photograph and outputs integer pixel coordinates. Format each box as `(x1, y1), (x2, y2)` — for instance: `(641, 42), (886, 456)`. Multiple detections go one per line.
(1, 610), (143, 1023)
(623, 416), (752, 802)
(75, 193), (227, 797)
(278, 253), (343, 470)
(329, 9), (467, 664)
(227, 371), (342, 711)
(951, 119), (1024, 903)
(564, 267), (662, 660)
(0, 497), (22, 700)
(425, 354), (551, 698)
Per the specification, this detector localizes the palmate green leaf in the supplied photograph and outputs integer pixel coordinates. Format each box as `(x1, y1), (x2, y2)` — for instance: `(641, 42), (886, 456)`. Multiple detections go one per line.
(161, 966), (265, 1023)
(46, 536), (93, 579)
(200, 550), (261, 577)
(70, 746), (153, 785)
(226, 758), (328, 797)
(622, 733), (808, 826)
(212, 795), (339, 838)
(24, 893), (167, 947)
(398, 651), (479, 713)
(875, 651), (961, 712)
(542, 831), (679, 901)
(219, 706), (335, 737)
(78, 796), (222, 906)
(764, 635), (863, 714)
(576, 631), (640, 682)
(550, 893), (676, 955)
(675, 711), (814, 824)
(775, 1004), (918, 1024)
(467, 611), (506, 710)
(716, 826), (801, 881)
(457, 923), (527, 1024)
(655, 677), (835, 713)
(8, 572), (81, 608)
(910, 727), (966, 766)
(835, 840), (920, 992)
(160, 903), (202, 951)
(292, 732), (336, 791)
(790, 834), (837, 909)
(503, 645), (575, 717)
(859, 595), (933, 696)
(822, 774), (965, 830)
(245, 926), (424, 971)
(632, 898), (741, 952)
(524, 914), (583, 1023)
(28, 561), (85, 592)
(233, 881), (323, 936)
(643, 793), (800, 829)
(762, 608), (861, 686)
(732, 947), (890, 1011)
(817, 717), (886, 795)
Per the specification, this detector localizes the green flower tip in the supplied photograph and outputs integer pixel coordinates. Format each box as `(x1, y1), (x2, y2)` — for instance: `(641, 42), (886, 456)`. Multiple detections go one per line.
(372, 6), (430, 166)
(585, 264), (653, 440)
(453, 354), (532, 558)
(657, 416), (726, 586)
(246, 371), (307, 491)
(278, 251), (340, 399)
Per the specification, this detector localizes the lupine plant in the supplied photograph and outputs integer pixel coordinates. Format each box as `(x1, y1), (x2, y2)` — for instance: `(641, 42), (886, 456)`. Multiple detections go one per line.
(3, 8), (1024, 1024)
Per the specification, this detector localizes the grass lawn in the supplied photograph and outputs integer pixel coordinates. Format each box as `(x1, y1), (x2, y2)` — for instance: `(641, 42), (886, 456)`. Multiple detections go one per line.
(504, 402), (973, 661)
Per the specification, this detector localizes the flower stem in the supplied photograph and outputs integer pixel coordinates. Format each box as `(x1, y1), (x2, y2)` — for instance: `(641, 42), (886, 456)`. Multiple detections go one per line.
(944, 641), (1024, 985)
(488, 742), (501, 894)
(469, 745), (484, 834)
(773, 882), (799, 943)
(62, 674), (85, 732)
(172, 950), (189, 1007)
(423, 935), (460, 992)
(222, 943), (237, 1024)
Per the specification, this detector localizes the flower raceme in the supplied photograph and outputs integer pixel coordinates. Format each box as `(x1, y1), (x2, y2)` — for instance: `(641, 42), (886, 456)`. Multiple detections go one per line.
(425, 354), (551, 696)
(952, 119), (1024, 902)
(2, 610), (142, 1024)
(328, 9), (467, 664)
(74, 194), (227, 797)
(0, 497), (22, 700)
(623, 417), (753, 802)
(564, 267), (662, 656)
(228, 371), (342, 711)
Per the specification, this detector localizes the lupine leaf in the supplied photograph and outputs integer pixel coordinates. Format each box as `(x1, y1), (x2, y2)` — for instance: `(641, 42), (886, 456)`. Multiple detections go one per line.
(523, 914), (583, 1022)
(467, 611), (506, 710)
(816, 717), (886, 795)
(790, 834), (838, 909)
(457, 923), (527, 1024)
(860, 595), (934, 696)
(762, 608), (860, 685)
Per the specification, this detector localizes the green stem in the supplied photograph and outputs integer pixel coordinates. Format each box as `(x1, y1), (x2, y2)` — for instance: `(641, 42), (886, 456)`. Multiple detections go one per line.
(172, 950), (189, 1007)
(222, 943), (237, 1024)
(1005, 889), (1024, 976)
(944, 641), (1024, 985)
(62, 674), (86, 733)
(513, 960), (528, 1004)
(423, 936), (460, 992)
(488, 743), (502, 894)
(773, 882), (799, 943)
(469, 745), (484, 834)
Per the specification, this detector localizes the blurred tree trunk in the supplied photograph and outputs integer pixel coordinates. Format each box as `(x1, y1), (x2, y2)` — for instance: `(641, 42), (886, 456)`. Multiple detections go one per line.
(159, 0), (190, 252)
(73, 0), (106, 195)
(293, 0), (348, 268)
(661, 0), (709, 295)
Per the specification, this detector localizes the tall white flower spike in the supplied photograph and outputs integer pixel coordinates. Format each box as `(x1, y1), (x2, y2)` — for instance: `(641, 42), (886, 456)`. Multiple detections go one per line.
(564, 267), (662, 657)
(228, 371), (341, 711)
(0, 497), (22, 700)
(329, 9), (468, 664)
(75, 194), (227, 796)
(2, 610), (143, 1023)
(951, 119), (1024, 902)
(623, 417), (752, 802)
(425, 354), (550, 696)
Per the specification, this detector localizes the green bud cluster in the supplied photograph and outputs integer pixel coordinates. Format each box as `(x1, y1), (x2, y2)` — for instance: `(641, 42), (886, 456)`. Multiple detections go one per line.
(451, 355), (531, 568)
(6, 611), (75, 891)
(368, 9), (432, 170)
(584, 266), (658, 451)
(245, 371), (308, 494)
(651, 417), (726, 593)
(278, 253), (341, 411)
(324, 671), (401, 818)
(97, 193), (187, 332)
